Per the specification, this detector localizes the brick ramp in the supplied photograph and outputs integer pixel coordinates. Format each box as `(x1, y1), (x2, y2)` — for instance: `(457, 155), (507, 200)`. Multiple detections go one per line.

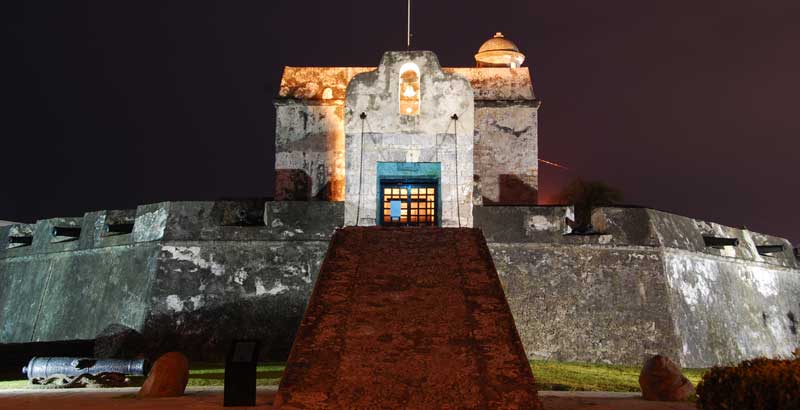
(273, 227), (541, 410)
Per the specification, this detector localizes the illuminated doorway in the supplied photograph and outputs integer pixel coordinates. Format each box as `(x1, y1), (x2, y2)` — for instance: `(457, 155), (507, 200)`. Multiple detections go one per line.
(376, 162), (440, 227)
(380, 180), (437, 226)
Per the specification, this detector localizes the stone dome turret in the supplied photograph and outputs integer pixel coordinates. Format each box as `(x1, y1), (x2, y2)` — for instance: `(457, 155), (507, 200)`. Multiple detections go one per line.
(474, 32), (526, 68)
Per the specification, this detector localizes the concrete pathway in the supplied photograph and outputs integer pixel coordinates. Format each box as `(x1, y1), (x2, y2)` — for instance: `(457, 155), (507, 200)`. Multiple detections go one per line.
(0, 387), (695, 410)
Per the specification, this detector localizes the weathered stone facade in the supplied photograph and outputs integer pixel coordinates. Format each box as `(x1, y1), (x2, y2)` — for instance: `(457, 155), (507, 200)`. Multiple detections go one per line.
(2, 201), (796, 366)
(344, 51), (474, 227)
(476, 206), (800, 367)
(0, 201), (341, 361)
(274, 53), (540, 220)
(446, 68), (540, 205)
(275, 67), (373, 201)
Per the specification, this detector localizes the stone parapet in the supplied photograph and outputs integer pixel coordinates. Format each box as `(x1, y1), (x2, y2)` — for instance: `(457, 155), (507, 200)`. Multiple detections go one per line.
(474, 205), (574, 243)
(591, 207), (798, 269)
(264, 201), (344, 240)
(3, 202), (797, 366)
(277, 66), (535, 103)
(0, 200), (332, 361)
(478, 205), (800, 367)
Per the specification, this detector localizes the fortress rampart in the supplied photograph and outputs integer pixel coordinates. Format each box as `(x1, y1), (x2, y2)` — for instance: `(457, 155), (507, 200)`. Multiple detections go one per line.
(1, 201), (798, 366)
(0, 200), (339, 360)
(476, 206), (800, 367)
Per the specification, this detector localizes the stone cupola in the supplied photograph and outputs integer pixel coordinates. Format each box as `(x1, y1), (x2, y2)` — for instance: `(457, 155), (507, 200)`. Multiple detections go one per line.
(475, 32), (526, 68)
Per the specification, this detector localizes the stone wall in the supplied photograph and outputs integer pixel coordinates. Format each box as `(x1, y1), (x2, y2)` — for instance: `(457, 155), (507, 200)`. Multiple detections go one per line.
(274, 103), (346, 201)
(0, 212), (159, 344)
(0, 201), (343, 361)
(274, 58), (540, 212)
(641, 210), (800, 367)
(473, 103), (539, 205)
(344, 51), (475, 227)
(476, 205), (800, 367)
(275, 67), (373, 201)
(446, 68), (540, 205)
(5, 200), (795, 366)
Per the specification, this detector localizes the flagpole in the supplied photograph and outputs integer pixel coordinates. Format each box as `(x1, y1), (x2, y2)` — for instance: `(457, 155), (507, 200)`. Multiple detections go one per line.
(407, 0), (411, 49)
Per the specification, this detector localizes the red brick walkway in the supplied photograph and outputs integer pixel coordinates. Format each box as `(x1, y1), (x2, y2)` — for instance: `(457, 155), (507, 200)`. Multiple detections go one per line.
(274, 227), (541, 410)
(0, 388), (696, 410)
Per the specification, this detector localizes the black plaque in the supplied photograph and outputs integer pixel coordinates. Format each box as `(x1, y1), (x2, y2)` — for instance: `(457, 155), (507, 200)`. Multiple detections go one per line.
(224, 340), (262, 407)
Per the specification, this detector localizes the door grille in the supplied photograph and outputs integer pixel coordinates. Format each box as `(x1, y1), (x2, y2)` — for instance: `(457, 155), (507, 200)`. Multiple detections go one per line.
(380, 182), (436, 226)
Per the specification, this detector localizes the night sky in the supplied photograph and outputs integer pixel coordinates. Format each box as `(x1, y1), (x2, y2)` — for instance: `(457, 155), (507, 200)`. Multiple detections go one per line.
(3, 1), (799, 244)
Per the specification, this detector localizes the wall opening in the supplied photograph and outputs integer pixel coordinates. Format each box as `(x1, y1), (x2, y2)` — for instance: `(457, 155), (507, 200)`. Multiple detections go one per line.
(399, 62), (420, 116)
(376, 162), (441, 226)
(380, 182), (437, 226)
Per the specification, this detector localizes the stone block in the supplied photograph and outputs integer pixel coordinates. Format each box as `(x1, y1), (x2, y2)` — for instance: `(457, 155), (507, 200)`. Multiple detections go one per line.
(134, 203), (169, 243)
(475, 206), (573, 243)
(639, 355), (695, 401)
(0, 223), (35, 259)
(0, 256), (51, 343)
(32, 217), (83, 254)
(138, 352), (189, 397)
(31, 244), (159, 342)
(490, 242), (679, 365)
(590, 207), (660, 246)
(444, 67), (536, 101)
(264, 201), (343, 240)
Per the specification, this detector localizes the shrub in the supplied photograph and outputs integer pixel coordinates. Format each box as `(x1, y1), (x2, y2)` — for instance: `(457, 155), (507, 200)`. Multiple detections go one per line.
(696, 355), (800, 410)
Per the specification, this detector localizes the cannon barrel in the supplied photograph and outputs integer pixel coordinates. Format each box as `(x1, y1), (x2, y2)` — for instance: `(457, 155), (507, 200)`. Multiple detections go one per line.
(8, 236), (33, 245)
(22, 357), (149, 381)
(228, 208), (264, 226)
(52, 227), (81, 238)
(703, 236), (739, 248)
(104, 223), (135, 235)
(756, 244), (785, 255)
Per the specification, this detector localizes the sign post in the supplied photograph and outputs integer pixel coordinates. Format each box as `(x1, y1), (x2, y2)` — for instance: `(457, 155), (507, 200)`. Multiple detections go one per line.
(224, 340), (261, 407)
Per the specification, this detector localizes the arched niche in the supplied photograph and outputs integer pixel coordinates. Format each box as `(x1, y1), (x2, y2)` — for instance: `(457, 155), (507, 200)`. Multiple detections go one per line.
(399, 62), (420, 116)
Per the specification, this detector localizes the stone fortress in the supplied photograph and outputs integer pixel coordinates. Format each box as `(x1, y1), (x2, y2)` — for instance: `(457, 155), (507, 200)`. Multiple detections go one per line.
(1, 34), (798, 368)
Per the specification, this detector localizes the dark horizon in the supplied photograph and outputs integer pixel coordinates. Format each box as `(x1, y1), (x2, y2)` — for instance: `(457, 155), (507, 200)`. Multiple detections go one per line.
(3, 1), (799, 244)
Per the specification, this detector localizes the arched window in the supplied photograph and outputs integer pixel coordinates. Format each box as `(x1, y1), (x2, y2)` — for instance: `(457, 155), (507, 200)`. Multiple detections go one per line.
(399, 62), (420, 116)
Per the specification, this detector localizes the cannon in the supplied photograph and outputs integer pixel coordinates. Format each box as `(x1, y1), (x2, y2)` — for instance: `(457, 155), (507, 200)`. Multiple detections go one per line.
(756, 244), (785, 255)
(22, 357), (149, 383)
(8, 235), (33, 246)
(702, 236), (739, 248)
(227, 207), (264, 226)
(104, 222), (135, 235)
(51, 226), (82, 238)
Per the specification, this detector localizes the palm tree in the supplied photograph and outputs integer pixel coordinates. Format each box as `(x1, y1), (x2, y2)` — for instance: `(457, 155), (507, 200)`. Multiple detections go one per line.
(557, 178), (623, 232)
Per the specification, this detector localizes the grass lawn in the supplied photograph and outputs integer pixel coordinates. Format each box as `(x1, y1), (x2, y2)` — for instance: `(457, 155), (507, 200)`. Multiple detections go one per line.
(0, 361), (707, 392)
(531, 360), (706, 392)
(0, 380), (28, 389)
(186, 362), (284, 387)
